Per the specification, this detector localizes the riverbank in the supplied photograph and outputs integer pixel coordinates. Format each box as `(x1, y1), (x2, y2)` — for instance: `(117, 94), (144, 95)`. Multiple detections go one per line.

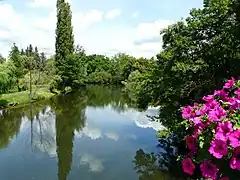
(0, 87), (57, 109)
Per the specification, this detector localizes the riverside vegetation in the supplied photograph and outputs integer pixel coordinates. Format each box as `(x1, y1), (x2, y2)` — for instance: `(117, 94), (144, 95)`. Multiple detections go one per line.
(0, 0), (155, 107)
(123, 0), (240, 179)
(0, 0), (240, 179)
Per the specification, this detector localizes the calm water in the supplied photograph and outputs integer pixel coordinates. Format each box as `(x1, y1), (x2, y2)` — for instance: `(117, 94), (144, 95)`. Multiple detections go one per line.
(0, 86), (181, 180)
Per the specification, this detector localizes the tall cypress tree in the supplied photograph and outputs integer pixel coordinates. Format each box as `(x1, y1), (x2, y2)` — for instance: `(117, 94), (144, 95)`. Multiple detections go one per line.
(55, 0), (74, 90)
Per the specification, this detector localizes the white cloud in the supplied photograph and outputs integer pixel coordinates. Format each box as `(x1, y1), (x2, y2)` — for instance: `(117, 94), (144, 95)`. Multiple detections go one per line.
(0, 1), (174, 58)
(80, 153), (104, 172)
(19, 106), (57, 157)
(28, 0), (72, 9)
(75, 122), (102, 140)
(132, 11), (139, 18)
(134, 20), (173, 44)
(73, 10), (104, 31)
(104, 8), (121, 20)
(0, 4), (23, 31)
(121, 106), (165, 131)
(105, 132), (119, 141)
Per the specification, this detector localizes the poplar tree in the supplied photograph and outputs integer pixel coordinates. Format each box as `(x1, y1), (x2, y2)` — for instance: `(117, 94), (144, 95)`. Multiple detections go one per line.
(55, 0), (74, 90)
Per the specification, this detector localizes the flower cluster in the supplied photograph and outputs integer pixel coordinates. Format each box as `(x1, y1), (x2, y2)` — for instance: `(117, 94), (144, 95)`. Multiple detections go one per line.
(181, 77), (240, 180)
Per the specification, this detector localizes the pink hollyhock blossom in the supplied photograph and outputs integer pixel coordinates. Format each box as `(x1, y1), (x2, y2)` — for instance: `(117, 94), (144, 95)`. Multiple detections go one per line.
(223, 77), (235, 89)
(235, 89), (240, 98)
(182, 158), (195, 175)
(230, 147), (240, 171)
(220, 177), (229, 180)
(186, 136), (196, 152)
(202, 95), (214, 102)
(196, 104), (209, 116)
(200, 160), (219, 180)
(182, 106), (195, 120)
(229, 130), (240, 148)
(215, 121), (233, 141)
(209, 139), (228, 159)
(208, 106), (227, 122)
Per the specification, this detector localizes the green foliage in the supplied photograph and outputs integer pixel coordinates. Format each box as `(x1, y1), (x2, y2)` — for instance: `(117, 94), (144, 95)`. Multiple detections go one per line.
(18, 70), (52, 90)
(0, 61), (17, 94)
(55, 0), (74, 90)
(88, 71), (112, 84)
(123, 58), (157, 103)
(129, 0), (240, 137)
(9, 43), (24, 78)
(56, 52), (87, 89)
(0, 54), (5, 64)
(0, 87), (55, 106)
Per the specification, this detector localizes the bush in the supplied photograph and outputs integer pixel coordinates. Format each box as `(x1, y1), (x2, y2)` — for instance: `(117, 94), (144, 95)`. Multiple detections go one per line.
(0, 61), (17, 94)
(180, 77), (240, 180)
(88, 71), (112, 84)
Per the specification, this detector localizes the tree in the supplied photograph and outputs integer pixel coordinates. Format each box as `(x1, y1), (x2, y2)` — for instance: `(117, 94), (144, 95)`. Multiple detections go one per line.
(55, 0), (74, 90)
(0, 61), (16, 94)
(34, 46), (41, 69)
(21, 55), (36, 100)
(0, 54), (5, 64)
(20, 48), (25, 56)
(9, 43), (24, 78)
(62, 50), (87, 89)
(131, 0), (240, 137)
(28, 44), (33, 57)
(40, 52), (47, 71)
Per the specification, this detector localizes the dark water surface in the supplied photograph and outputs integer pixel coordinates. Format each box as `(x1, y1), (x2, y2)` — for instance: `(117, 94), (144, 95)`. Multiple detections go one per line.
(0, 86), (180, 180)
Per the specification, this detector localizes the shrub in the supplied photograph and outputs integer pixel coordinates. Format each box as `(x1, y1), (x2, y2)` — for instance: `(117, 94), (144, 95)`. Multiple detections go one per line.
(180, 77), (240, 180)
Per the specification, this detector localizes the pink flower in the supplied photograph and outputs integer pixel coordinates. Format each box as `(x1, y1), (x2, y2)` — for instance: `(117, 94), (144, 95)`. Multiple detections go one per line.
(209, 139), (228, 159)
(192, 117), (202, 126)
(186, 136), (197, 152)
(193, 121), (207, 138)
(230, 147), (240, 171)
(200, 160), (219, 180)
(193, 127), (202, 138)
(228, 97), (240, 111)
(229, 130), (240, 148)
(182, 158), (195, 175)
(215, 121), (233, 141)
(193, 102), (199, 107)
(214, 90), (229, 101)
(182, 106), (195, 120)
(235, 88), (240, 98)
(223, 77), (235, 89)
(202, 95), (214, 102)
(220, 177), (229, 180)
(196, 104), (209, 116)
(208, 106), (227, 122)
(206, 100), (219, 110)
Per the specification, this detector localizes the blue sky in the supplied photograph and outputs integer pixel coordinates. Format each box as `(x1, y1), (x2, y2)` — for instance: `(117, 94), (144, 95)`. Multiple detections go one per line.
(0, 0), (203, 58)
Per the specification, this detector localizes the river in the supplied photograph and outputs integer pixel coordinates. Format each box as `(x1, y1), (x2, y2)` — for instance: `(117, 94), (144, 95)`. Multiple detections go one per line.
(0, 85), (182, 180)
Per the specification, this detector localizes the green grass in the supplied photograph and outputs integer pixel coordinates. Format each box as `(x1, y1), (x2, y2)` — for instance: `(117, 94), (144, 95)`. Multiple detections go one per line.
(0, 86), (57, 108)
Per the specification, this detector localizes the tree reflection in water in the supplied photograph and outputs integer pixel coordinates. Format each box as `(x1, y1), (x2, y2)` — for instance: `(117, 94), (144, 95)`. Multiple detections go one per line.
(133, 134), (186, 180)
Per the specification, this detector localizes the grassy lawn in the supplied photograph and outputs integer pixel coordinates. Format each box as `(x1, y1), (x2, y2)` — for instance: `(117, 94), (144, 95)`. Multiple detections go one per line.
(0, 86), (57, 108)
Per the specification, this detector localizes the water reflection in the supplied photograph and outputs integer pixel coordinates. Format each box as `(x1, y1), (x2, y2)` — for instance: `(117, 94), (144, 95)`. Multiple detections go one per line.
(133, 135), (184, 180)
(0, 85), (169, 180)
(0, 109), (21, 149)
(79, 153), (104, 172)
